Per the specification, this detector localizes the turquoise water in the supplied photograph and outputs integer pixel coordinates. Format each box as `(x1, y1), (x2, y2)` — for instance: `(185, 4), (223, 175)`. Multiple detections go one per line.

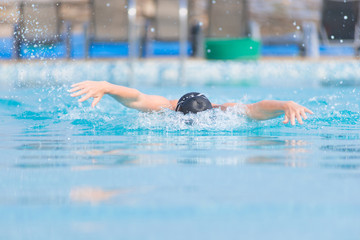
(1, 85), (360, 239)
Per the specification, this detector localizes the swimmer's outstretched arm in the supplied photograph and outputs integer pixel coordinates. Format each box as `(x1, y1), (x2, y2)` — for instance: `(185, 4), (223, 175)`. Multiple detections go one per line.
(218, 100), (313, 125)
(69, 81), (176, 111)
(244, 100), (313, 125)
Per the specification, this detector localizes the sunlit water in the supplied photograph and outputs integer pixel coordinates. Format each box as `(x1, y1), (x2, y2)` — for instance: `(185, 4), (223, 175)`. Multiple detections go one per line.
(1, 85), (360, 239)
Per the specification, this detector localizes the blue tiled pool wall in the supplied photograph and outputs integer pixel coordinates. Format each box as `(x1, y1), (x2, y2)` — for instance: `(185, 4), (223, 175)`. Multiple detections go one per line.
(0, 34), (357, 60)
(0, 35), (193, 60)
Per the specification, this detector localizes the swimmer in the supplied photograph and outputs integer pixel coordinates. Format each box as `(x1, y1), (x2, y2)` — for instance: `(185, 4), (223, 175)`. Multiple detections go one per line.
(69, 81), (314, 125)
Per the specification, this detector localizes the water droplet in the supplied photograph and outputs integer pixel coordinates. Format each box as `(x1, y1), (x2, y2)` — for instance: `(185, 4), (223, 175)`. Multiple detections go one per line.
(38, 98), (42, 102)
(293, 21), (297, 26)
(207, 49), (211, 53)
(150, 27), (155, 32)
(340, 39), (344, 43)
(331, 35), (335, 39)
(106, 3), (110, 7)
(344, 15), (348, 20)
(296, 26), (300, 30)
(249, 46), (253, 50)
(212, 0), (216, 4)
(218, 27), (222, 31)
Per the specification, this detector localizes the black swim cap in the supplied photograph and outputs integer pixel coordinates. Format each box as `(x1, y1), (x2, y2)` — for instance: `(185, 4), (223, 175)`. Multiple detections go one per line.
(175, 92), (213, 114)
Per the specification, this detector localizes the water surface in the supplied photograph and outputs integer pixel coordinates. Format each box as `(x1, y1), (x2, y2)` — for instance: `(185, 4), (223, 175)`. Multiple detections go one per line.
(0, 86), (359, 240)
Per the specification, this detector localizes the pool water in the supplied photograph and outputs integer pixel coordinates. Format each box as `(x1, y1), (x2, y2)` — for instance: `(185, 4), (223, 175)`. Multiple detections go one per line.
(0, 85), (360, 239)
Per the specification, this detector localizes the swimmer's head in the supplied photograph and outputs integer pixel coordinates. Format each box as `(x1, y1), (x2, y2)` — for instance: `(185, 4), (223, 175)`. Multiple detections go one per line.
(175, 92), (213, 114)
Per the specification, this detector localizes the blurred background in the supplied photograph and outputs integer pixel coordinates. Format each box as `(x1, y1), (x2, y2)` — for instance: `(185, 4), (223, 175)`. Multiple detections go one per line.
(0, 0), (359, 60)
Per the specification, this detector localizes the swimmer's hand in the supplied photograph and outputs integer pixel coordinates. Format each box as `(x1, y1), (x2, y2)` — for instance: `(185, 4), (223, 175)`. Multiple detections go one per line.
(69, 81), (109, 107)
(282, 101), (313, 125)
(245, 100), (313, 125)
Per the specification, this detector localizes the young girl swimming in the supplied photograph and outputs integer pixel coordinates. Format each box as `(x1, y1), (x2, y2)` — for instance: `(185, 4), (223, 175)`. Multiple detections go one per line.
(69, 80), (313, 125)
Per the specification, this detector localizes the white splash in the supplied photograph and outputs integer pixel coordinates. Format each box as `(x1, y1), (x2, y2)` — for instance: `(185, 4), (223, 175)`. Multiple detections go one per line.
(133, 105), (249, 131)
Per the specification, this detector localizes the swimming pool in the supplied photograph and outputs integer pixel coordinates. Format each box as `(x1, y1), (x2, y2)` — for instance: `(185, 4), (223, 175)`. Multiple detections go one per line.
(0, 61), (360, 239)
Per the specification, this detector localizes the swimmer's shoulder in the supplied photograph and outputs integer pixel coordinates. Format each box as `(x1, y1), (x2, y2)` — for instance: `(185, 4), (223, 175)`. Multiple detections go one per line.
(213, 103), (238, 111)
(169, 99), (178, 110)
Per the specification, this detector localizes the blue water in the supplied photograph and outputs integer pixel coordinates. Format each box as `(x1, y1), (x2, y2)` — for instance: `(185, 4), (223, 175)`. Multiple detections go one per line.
(0, 85), (360, 239)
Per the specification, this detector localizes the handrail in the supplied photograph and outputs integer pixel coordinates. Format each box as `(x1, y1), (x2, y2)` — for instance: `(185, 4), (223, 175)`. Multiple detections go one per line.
(178, 0), (188, 85)
(127, 0), (137, 85)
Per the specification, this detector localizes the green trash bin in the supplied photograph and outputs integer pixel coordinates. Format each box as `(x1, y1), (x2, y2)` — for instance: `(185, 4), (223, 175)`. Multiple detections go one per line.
(205, 38), (261, 60)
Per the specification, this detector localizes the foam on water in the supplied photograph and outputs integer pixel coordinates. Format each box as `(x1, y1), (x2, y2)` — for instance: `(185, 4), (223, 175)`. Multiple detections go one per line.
(133, 106), (249, 131)
(3, 60), (360, 88)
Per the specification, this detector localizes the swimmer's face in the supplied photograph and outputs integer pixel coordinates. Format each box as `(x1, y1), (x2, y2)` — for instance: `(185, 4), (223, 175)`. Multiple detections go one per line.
(176, 92), (213, 114)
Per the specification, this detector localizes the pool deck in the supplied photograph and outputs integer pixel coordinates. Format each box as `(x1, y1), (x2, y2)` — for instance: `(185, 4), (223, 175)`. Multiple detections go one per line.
(0, 57), (360, 88)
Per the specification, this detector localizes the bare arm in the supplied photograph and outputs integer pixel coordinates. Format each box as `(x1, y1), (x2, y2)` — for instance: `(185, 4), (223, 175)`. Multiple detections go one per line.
(219, 100), (313, 125)
(69, 81), (175, 112)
